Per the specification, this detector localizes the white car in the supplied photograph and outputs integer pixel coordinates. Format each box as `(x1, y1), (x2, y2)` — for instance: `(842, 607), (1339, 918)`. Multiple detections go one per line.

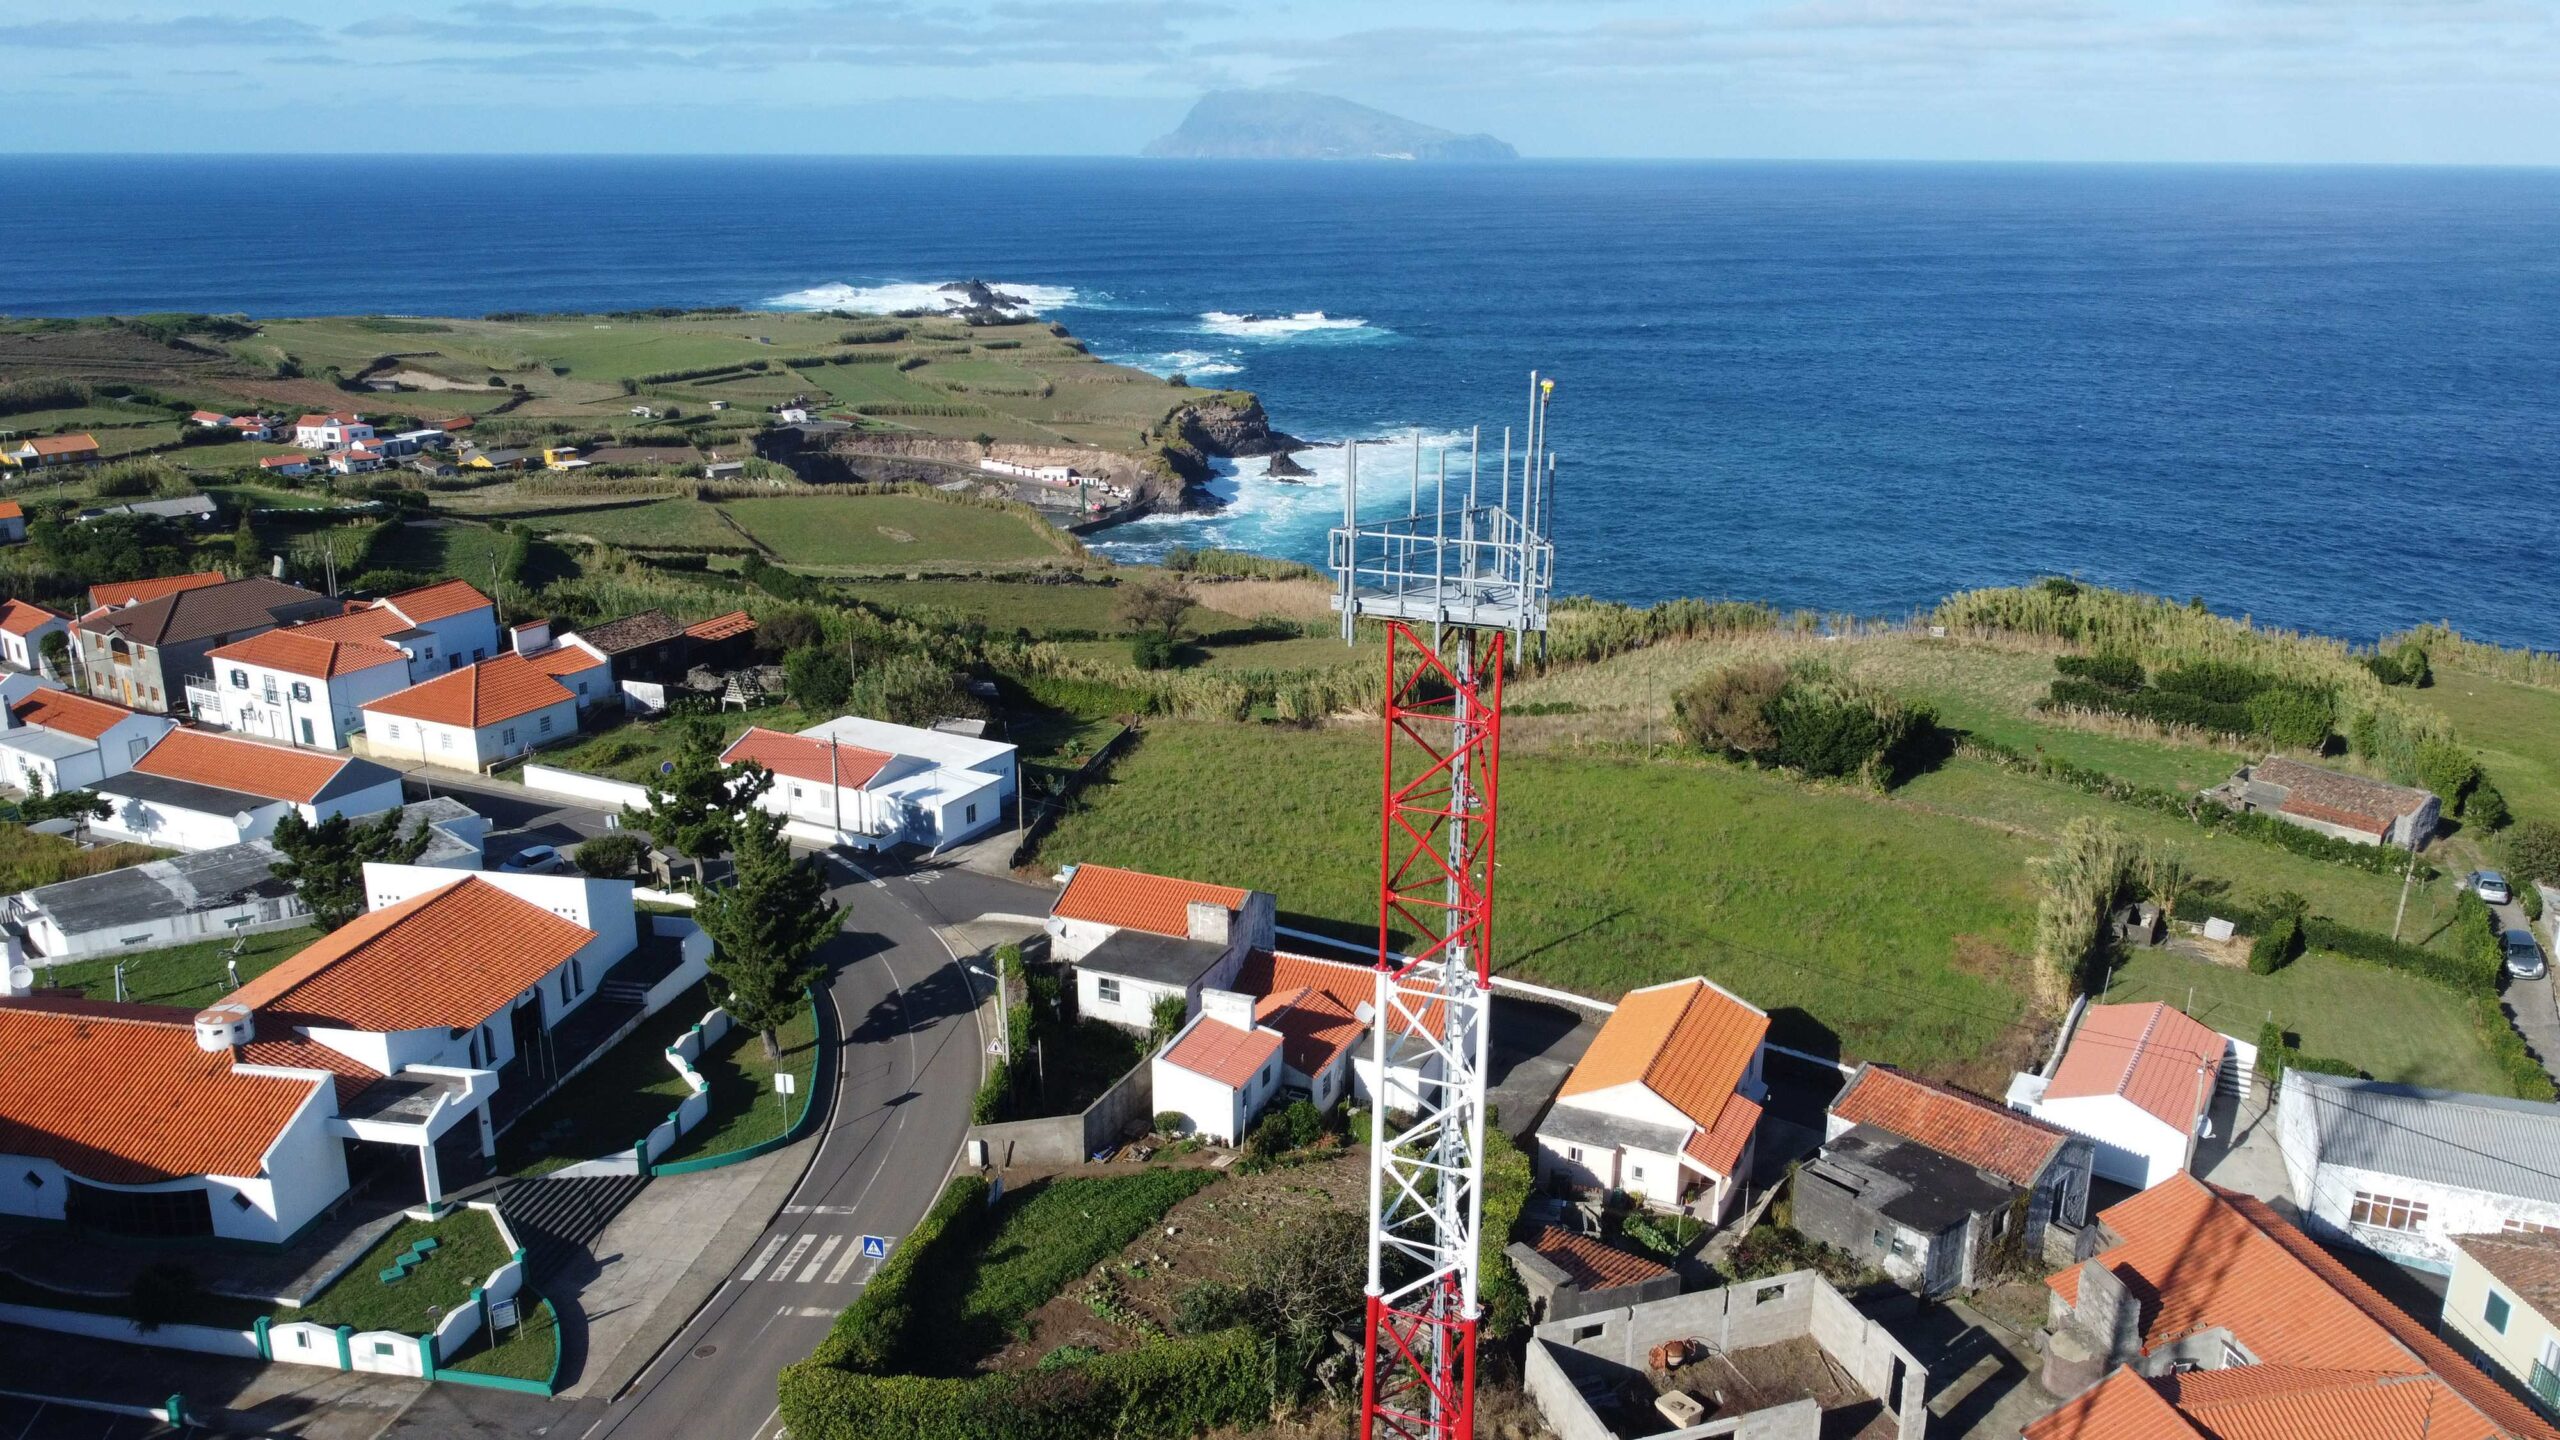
(2473, 870), (2514, 906)
(500, 844), (564, 874)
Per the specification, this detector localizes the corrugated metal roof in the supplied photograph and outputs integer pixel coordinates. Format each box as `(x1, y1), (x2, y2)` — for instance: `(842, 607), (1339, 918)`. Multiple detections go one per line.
(2292, 1070), (2560, 1206)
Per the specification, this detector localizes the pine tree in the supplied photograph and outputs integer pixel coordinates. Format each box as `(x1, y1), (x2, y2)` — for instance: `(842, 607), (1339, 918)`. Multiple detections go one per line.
(269, 807), (433, 930)
(621, 713), (770, 882)
(693, 806), (838, 1059)
(231, 510), (261, 573)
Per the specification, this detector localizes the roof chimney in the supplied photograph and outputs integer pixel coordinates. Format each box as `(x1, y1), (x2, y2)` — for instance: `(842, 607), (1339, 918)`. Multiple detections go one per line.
(1200, 988), (1255, 1030)
(1185, 901), (1232, 946)
(194, 1001), (255, 1052)
(512, 619), (553, 656)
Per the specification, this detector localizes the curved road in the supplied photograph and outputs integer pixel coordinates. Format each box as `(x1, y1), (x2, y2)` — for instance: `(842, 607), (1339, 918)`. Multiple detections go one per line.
(570, 856), (1023, 1440)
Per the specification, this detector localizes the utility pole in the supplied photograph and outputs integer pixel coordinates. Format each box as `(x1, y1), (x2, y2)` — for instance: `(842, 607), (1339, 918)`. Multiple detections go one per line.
(2391, 840), (2419, 941)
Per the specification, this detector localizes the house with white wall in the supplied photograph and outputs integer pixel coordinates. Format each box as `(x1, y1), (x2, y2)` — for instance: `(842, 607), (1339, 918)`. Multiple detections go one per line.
(1045, 863), (1275, 1032)
(2009, 1001), (2233, 1190)
(359, 653), (579, 771)
(719, 715), (1016, 852)
(89, 729), (405, 851)
(504, 620), (612, 710)
(2278, 1070), (2560, 1273)
(292, 413), (374, 450)
(0, 502), (26, 546)
(2440, 1229), (2560, 1417)
(1536, 977), (1770, 1222)
(299, 578), (501, 683)
(0, 685), (173, 798)
(0, 599), (70, 675)
(1151, 990), (1289, 1144)
(1228, 948), (1443, 1114)
(200, 628), (412, 751)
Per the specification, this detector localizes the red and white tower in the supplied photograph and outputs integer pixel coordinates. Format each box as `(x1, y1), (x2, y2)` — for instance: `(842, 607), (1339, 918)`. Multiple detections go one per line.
(1332, 377), (1556, 1440)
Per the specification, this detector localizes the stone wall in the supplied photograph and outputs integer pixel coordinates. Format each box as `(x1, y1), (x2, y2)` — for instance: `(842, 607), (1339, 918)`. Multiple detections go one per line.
(968, 1053), (1154, 1167)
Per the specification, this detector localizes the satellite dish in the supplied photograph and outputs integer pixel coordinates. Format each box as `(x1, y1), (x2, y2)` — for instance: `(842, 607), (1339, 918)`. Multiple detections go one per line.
(7, 965), (33, 993)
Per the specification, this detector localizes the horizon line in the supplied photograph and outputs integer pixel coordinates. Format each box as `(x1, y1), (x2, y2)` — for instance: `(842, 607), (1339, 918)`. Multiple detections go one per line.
(3, 151), (2558, 173)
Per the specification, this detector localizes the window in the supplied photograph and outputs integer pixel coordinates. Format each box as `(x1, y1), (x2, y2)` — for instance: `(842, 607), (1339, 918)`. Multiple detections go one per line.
(374, 1341), (395, 1357)
(230, 1192), (252, 1211)
(2504, 1218), (2560, 1236)
(291, 682), (311, 702)
(21, 1171), (40, 1190)
(1097, 977), (1121, 1005)
(1569, 1322), (1606, 1343)
(1261, 1063), (1275, 1085)
(1628, 1164), (1646, 1182)
(502, 726), (518, 746)
(1873, 1229), (1890, 1251)
(386, 722), (402, 740)
(1754, 1282), (1786, 1307)
(468, 1032), (480, 1068)
(439, 731), (453, 751)
(538, 715), (553, 734)
(262, 677), (279, 704)
(2350, 1191), (2430, 1233)
(229, 668), (248, 689)
(571, 959), (584, 995)
(2487, 1291), (2512, 1334)
(1565, 1147), (1583, 1164)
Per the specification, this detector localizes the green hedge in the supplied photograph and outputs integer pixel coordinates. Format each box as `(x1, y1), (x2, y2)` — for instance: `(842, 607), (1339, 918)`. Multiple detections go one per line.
(779, 1328), (1268, 1440)
(2171, 892), (2498, 994)
(2471, 994), (2560, 1102)
(831, 1174), (991, 1374)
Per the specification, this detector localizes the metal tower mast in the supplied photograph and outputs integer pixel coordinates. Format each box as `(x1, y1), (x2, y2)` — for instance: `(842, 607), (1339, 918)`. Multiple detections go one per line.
(1331, 375), (1556, 1440)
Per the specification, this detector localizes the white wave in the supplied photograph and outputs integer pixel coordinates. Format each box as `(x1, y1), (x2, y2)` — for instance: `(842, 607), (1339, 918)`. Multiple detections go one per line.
(1083, 427), (1490, 568)
(1198, 310), (1378, 339)
(762, 280), (1079, 315)
(1115, 347), (1243, 380)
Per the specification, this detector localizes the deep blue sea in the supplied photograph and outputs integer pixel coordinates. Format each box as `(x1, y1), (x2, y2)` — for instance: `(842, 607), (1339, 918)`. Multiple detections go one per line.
(5, 156), (2556, 648)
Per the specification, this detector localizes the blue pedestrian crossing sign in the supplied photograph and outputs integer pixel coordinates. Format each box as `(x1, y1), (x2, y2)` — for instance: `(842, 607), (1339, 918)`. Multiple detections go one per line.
(859, 1235), (890, 1260)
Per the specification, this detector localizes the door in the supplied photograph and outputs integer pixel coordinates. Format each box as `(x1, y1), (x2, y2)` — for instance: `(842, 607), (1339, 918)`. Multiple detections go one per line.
(299, 717), (316, 746)
(511, 994), (553, 1089)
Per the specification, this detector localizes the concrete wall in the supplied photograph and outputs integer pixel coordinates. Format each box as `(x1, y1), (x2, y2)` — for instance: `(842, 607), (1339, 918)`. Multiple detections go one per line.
(522, 763), (651, 811)
(1508, 1241), (1683, 1325)
(2031, 1094), (2185, 1189)
(969, 1053), (1156, 1167)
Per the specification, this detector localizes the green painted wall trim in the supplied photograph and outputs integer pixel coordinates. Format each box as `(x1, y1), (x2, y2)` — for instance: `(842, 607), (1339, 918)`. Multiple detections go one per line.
(421, 1331), (439, 1381)
(334, 1324), (354, 1371)
(253, 1315), (271, 1361)
(650, 990), (830, 1177)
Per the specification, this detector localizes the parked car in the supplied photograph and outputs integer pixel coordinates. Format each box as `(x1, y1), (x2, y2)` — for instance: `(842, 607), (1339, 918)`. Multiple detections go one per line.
(500, 843), (563, 874)
(2505, 928), (2548, 982)
(2473, 870), (2515, 906)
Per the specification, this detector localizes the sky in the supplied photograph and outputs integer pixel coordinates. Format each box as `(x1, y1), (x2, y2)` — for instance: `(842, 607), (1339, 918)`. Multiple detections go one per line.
(5, 0), (2558, 163)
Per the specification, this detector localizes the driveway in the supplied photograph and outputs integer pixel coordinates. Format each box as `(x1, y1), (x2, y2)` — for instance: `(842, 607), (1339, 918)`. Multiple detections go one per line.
(2491, 897), (2560, 1087)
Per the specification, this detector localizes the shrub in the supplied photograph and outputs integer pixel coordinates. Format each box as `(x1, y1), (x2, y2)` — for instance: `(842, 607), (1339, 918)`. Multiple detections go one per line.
(575, 832), (647, 878)
(1172, 1279), (1246, 1335)
(2055, 653), (2145, 691)
(2504, 820), (2560, 891)
(1151, 1110), (1187, 1136)
(2245, 684), (2336, 749)
(970, 1062), (1011, 1124)
(1129, 630), (1176, 670)
(2256, 1021), (2287, 1083)
(1278, 1098), (1324, 1149)
(1672, 662), (1786, 757)
(2248, 915), (2302, 975)
(1676, 661), (1935, 786)
(2466, 778), (2511, 832)
(785, 646), (854, 710)
(2415, 739), (2482, 815)
(2153, 660), (2273, 705)
(778, 1328), (1269, 1440)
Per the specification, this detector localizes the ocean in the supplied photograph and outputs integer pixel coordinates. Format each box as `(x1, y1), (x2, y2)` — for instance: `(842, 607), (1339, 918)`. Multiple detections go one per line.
(5, 155), (2556, 648)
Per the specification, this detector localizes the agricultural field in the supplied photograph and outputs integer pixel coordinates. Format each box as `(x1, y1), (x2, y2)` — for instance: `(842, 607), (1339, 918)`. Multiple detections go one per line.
(1037, 720), (2048, 1088)
(2105, 946), (2508, 1094)
(2421, 667), (2560, 830)
(723, 494), (1062, 569)
(490, 496), (747, 552)
(366, 516), (514, 581)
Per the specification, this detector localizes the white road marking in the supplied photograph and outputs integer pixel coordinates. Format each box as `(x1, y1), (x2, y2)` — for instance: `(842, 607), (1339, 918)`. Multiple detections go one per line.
(796, 1235), (844, 1283)
(769, 1232), (817, 1281)
(777, 1305), (836, 1319)
(739, 1236), (786, 1283)
(823, 1240), (866, 1285)
(781, 1204), (861, 1215)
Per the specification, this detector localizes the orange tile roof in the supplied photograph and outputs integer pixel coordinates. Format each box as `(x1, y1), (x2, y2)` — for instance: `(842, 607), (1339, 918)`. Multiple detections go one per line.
(721, 726), (895, 790)
(210, 627), (406, 679)
(87, 571), (225, 610)
(224, 877), (594, 1033)
(1559, 977), (1768, 1132)
(364, 653), (574, 729)
(682, 610), (756, 643)
(0, 598), (63, 636)
(0, 501), (22, 521)
(1521, 1225), (1676, 1291)
(1231, 949), (1445, 1040)
(2154, 1365), (2502, 1440)
(293, 604), (414, 644)
(2047, 1002), (2224, 1132)
(1684, 1093), (1761, 1177)
(17, 433), (100, 458)
(382, 578), (493, 625)
(2025, 1366), (2206, 1440)
(1163, 1015), (1282, 1091)
(131, 728), (354, 804)
(0, 997), (325, 1185)
(10, 687), (139, 741)
(238, 1032), (384, 1104)
(525, 643), (607, 678)
(1832, 1062), (2070, 1187)
(1054, 864), (1255, 940)
(1255, 986), (1363, 1077)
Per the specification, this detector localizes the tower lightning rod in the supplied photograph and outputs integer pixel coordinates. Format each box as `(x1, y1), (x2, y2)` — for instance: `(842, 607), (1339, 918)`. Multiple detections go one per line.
(1411, 428), (1422, 514)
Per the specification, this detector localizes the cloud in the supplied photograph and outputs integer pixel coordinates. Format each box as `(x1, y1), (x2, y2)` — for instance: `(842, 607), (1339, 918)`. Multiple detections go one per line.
(0, 13), (319, 48)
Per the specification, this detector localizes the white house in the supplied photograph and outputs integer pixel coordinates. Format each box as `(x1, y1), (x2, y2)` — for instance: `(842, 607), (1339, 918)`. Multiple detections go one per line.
(229, 415), (281, 442)
(1152, 990), (1289, 1144)
(2008, 1001), (2233, 1190)
(7, 798), (484, 962)
(292, 412), (373, 450)
(257, 454), (314, 479)
(359, 653), (580, 771)
(1536, 977), (1770, 1222)
(0, 865), (698, 1243)
(1228, 948), (1443, 1114)
(2440, 1230), (2560, 1416)
(326, 441), (387, 475)
(1045, 864), (1275, 1032)
(90, 729), (406, 852)
(0, 502), (24, 545)
(719, 714), (1017, 852)
(0, 685), (175, 798)
(0, 599), (71, 674)
(201, 627), (413, 750)
(2278, 1070), (2560, 1273)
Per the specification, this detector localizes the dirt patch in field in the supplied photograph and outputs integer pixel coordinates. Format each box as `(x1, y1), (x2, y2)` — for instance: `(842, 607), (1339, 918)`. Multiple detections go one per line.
(1187, 576), (1334, 623)
(990, 1146), (1369, 1374)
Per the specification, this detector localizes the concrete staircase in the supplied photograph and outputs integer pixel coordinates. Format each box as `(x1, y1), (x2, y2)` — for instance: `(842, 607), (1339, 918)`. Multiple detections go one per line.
(497, 1173), (650, 1279)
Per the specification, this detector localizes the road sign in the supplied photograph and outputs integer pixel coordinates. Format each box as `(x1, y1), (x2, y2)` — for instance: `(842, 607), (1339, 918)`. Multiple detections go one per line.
(489, 1297), (518, 1329)
(859, 1235), (889, 1260)
(774, 1072), (797, 1096)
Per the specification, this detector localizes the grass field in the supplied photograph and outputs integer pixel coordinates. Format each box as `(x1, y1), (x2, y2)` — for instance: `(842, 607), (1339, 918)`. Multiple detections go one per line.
(302, 1211), (513, 1334)
(492, 497), (745, 551)
(723, 495), (1058, 568)
(0, 827), (163, 895)
(662, 992), (822, 1163)
(839, 578), (1119, 633)
(2105, 946), (2508, 1093)
(41, 926), (319, 1009)
(367, 517), (512, 582)
(537, 703), (824, 784)
(1038, 721), (2048, 1087)
(2423, 667), (2560, 829)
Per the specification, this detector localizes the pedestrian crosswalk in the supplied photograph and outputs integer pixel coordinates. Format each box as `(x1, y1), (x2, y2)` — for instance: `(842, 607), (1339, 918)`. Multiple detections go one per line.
(741, 1229), (894, 1287)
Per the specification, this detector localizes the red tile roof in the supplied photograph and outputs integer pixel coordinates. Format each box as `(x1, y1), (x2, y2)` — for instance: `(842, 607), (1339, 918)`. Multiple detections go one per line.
(0, 501), (22, 521)
(87, 572), (225, 611)
(10, 687), (139, 741)
(1684, 1093), (1761, 1178)
(293, 604), (413, 644)
(210, 627), (406, 679)
(2153, 1365), (2502, 1440)
(525, 643), (607, 679)
(1560, 977), (1768, 1132)
(237, 1032), (384, 1104)
(2025, 1366), (2206, 1440)
(295, 413), (364, 429)
(364, 653), (574, 729)
(2452, 1229), (2560, 1321)
(258, 455), (309, 470)
(682, 610), (756, 643)
(0, 997), (325, 1185)
(1230, 949), (1445, 1040)
(720, 726), (896, 791)
(0, 598), (67, 636)
(224, 877), (594, 1034)
(1832, 1062), (2070, 1187)
(131, 728), (356, 804)
(1163, 1015), (1282, 1091)
(1254, 986), (1363, 1078)
(382, 578), (493, 626)
(15, 434), (100, 458)
(2046, 1002), (2224, 1132)
(1053, 864), (1254, 940)
(1521, 1225), (1676, 1291)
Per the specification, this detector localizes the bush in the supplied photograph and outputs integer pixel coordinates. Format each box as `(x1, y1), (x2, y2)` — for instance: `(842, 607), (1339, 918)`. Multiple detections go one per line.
(1278, 1098), (1323, 1149)
(2055, 653), (2145, 691)
(2249, 915), (2303, 975)
(2246, 684), (2336, 750)
(2256, 1021), (2286, 1082)
(1672, 662), (1786, 757)
(1676, 661), (1936, 786)
(2505, 820), (2560, 891)
(1127, 630), (1177, 671)
(970, 1062), (1011, 1125)
(778, 1327), (1269, 1440)
(1171, 1280), (1245, 1335)
(785, 646), (854, 710)
(575, 832), (647, 878)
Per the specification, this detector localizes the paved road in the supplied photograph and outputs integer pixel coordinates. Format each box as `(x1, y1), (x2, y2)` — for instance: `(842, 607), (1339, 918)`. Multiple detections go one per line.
(2491, 897), (2560, 1085)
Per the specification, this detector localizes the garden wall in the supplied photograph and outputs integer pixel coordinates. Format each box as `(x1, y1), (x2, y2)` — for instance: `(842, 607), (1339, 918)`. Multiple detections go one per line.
(521, 764), (651, 811)
(967, 1054), (1152, 1166)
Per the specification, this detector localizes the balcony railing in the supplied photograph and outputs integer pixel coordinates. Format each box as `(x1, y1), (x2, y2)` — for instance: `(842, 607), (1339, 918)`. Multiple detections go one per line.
(2530, 1359), (2558, 1412)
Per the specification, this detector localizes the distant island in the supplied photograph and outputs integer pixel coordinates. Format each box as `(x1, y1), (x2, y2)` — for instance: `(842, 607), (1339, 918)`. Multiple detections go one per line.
(1143, 90), (1517, 162)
